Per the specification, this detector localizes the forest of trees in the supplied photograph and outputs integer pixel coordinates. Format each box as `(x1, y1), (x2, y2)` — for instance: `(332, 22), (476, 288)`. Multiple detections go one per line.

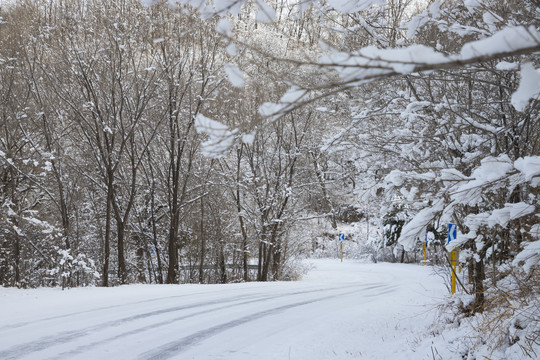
(0, 0), (355, 288)
(0, 0), (538, 330)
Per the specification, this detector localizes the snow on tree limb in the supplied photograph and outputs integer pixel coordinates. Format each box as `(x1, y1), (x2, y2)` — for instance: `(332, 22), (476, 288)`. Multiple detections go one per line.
(398, 199), (445, 252)
(141, 1), (539, 123)
(327, 0), (384, 13)
(513, 227), (540, 273)
(449, 155), (514, 206)
(323, 26), (540, 84)
(514, 156), (540, 184)
(511, 62), (540, 112)
(194, 114), (237, 159)
(254, 0), (275, 23)
(224, 63), (245, 87)
(396, 154), (540, 252)
(256, 26), (540, 120)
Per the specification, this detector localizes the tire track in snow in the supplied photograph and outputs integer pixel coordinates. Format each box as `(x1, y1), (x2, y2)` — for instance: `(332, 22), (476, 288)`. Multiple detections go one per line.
(0, 283), (388, 359)
(138, 287), (376, 360)
(47, 285), (372, 359)
(0, 286), (272, 332)
(0, 292), (262, 360)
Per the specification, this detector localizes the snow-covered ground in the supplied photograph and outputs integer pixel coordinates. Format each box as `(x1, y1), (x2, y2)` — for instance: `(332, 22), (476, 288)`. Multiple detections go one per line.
(0, 259), (448, 359)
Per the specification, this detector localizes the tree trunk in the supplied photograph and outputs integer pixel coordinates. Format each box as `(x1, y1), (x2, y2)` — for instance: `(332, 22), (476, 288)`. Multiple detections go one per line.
(219, 242), (227, 284)
(116, 222), (127, 284)
(14, 235), (20, 287)
(166, 219), (179, 284)
(198, 197), (205, 284)
(262, 242), (272, 281)
(472, 257), (485, 313)
(102, 177), (113, 287)
(166, 152), (180, 284)
(257, 241), (263, 281)
(272, 242), (282, 280)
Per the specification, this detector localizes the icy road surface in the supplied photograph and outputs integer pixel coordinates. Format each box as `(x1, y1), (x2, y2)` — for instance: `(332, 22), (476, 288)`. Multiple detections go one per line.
(0, 260), (445, 359)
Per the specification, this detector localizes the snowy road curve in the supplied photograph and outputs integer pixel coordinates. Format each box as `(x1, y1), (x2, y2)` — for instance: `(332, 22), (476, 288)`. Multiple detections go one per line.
(0, 260), (445, 359)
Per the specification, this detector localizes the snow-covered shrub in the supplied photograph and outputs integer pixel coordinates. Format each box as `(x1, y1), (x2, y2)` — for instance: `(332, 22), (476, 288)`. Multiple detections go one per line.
(279, 257), (312, 281)
(475, 266), (540, 358)
(49, 248), (100, 289)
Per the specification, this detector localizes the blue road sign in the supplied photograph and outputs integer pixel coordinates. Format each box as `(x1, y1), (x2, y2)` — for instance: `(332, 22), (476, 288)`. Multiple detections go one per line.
(338, 233), (345, 242)
(448, 224), (457, 243)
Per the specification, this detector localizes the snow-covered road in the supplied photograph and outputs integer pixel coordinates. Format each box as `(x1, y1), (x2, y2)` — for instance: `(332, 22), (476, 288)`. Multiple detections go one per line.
(0, 260), (446, 359)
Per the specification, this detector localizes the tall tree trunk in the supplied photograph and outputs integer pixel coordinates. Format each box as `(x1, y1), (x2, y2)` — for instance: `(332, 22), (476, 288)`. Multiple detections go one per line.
(472, 257), (485, 313)
(198, 197), (206, 284)
(219, 242), (227, 284)
(116, 221), (127, 284)
(166, 215), (179, 284)
(272, 241), (282, 280)
(102, 179), (113, 287)
(261, 243), (272, 281)
(14, 235), (20, 287)
(257, 241), (264, 281)
(235, 146), (250, 282)
(150, 191), (164, 284)
(166, 131), (180, 284)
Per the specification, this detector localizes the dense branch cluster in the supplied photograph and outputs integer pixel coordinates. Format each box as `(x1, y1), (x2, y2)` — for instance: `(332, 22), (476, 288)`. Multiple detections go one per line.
(0, 0), (334, 287)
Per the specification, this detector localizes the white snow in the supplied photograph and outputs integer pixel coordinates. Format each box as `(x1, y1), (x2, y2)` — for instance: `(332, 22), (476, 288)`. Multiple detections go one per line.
(511, 62), (540, 112)
(327, 0), (383, 14)
(459, 26), (540, 60)
(279, 86), (307, 104)
(513, 235), (540, 273)
(464, 0), (482, 12)
(515, 156), (540, 180)
(487, 202), (535, 228)
(0, 259), (447, 360)
(216, 19), (232, 37)
(406, 10), (429, 39)
(450, 154), (514, 206)
(398, 199), (445, 251)
(213, 0), (243, 15)
(223, 63), (244, 87)
(385, 169), (405, 187)
(241, 132), (255, 144)
(194, 114), (237, 158)
(255, 0), (275, 23)
(258, 101), (287, 120)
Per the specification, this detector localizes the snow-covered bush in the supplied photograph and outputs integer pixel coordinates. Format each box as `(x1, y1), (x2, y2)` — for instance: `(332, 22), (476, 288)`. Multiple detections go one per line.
(49, 248), (100, 289)
(425, 264), (539, 359)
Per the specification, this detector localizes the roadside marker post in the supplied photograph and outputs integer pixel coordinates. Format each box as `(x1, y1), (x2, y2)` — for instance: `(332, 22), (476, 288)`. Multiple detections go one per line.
(448, 224), (457, 295)
(338, 233), (344, 262)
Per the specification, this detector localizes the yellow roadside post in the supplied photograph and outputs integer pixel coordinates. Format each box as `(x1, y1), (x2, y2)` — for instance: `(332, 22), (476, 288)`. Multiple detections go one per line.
(448, 224), (457, 295)
(338, 233), (344, 262)
(451, 249), (457, 294)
